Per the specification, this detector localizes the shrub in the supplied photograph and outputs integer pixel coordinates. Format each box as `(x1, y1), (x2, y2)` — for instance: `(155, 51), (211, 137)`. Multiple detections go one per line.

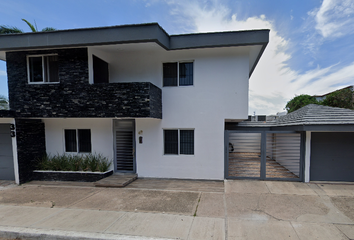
(98, 155), (112, 172)
(320, 88), (354, 110)
(36, 153), (112, 172)
(68, 155), (81, 171)
(285, 94), (319, 113)
(86, 153), (100, 172)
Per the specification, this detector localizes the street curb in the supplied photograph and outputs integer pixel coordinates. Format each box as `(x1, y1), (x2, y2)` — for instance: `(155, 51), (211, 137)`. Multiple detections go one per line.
(0, 226), (173, 240)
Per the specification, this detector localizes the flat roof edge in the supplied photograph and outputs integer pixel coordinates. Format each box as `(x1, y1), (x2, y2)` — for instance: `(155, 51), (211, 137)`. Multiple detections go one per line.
(0, 24), (269, 52)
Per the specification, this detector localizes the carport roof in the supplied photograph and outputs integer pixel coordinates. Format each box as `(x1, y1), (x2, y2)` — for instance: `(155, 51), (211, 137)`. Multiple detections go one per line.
(277, 104), (354, 126)
(232, 104), (354, 131)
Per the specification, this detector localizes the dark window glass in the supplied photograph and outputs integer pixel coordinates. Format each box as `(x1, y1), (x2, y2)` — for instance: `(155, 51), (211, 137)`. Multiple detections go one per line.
(164, 130), (178, 154)
(65, 129), (77, 152)
(29, 55), (59, 83)
(180, 130), (194, 155)
(93, 55), (109, 84)
(29, 57), (43, 82)
(46, 55), (59, 82)
(257, 115), (266, 121)
(179, 62), (193, 86)
(78, 129), (92, 153)
(163, 63), (177, 86)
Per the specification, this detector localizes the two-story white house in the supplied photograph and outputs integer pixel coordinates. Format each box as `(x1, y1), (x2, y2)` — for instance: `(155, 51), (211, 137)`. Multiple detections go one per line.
(0, 23), (269, 184)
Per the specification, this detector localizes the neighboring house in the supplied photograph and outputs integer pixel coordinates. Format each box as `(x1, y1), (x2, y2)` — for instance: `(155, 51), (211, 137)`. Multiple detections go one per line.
(313, 85), (353, 102)
(0, 23), (269, 184)
(226, 104), (354, 182)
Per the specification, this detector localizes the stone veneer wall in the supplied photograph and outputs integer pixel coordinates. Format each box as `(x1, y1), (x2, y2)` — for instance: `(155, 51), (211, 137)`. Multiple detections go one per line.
(149, 83), (163, 119)
(0, 110), (15, 118)
(15, 119), (46, 184)
(7, 48), (162, 118)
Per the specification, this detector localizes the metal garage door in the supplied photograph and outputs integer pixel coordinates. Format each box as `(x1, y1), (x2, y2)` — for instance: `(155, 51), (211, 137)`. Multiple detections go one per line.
(310, 132), (354, 182)
(0, 124), (15, 180)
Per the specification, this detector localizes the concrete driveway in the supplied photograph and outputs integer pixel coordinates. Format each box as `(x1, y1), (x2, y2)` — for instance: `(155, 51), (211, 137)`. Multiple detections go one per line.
(0, 179), (353, 240)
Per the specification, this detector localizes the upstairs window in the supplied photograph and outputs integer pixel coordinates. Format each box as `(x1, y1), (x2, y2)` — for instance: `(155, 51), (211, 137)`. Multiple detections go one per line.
(164, 129), (194, 155)
(93, 55), (109, 83)
(27, 55), (59, 83)
(163, 62), (193, 87)
(65, 129), (92, 153)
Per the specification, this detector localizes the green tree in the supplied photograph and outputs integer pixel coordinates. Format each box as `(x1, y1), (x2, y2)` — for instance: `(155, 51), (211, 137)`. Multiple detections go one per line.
(0, 95), (9, 110)
(0, 19), (56, 34)
(320, 88), (354, 110)
(285, 94), (319, 113)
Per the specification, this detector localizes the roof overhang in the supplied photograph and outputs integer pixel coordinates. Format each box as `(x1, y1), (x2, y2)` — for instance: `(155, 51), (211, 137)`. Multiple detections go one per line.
(0, 23), (269, 76)
(226, 122), (354, 132)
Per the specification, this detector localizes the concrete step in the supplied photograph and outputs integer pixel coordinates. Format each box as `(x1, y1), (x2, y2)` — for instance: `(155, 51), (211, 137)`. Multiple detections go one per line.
(94, 173), (137, 188)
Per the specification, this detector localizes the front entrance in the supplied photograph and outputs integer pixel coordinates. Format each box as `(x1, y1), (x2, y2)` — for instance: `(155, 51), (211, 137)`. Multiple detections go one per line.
(225, 131), (303, 181)
(114, 120), (136, 173)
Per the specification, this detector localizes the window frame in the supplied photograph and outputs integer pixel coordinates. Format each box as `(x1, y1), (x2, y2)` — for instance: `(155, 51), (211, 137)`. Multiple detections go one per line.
(27, 54), (59, 84)
(64, 129), (92, 153)
(163, 129), (194, 155)
(163, 61), (194, 87)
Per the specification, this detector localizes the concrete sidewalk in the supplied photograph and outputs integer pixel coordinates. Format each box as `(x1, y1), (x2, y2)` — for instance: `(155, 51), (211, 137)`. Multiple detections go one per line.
(0, 179), (353, 240)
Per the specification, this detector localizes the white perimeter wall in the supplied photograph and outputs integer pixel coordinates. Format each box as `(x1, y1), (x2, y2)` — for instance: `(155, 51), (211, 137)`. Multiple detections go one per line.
(43, 119), (114, 171)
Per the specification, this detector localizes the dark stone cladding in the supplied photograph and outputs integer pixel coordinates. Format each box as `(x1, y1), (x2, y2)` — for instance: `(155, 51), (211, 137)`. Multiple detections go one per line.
(0, 110), (15, 118)
(15, 119), (46, 184)
(32, 170), (113, 182)
(7, 48), (162, 118)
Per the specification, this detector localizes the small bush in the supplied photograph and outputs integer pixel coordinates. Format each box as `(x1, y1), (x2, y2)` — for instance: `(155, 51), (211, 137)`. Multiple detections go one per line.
(81, 156), (90, 171)
(68, 155), (81, 171)
(86, 153), (100, 172)
(36, 153), (112, 172)
(98, 155), (112, 172)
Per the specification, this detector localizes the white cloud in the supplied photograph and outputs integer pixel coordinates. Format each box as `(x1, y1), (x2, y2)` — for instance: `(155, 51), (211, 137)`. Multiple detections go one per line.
(166, 0), (354, 114)
(310, 0), (354, 38)
(0, 70), (6, 76)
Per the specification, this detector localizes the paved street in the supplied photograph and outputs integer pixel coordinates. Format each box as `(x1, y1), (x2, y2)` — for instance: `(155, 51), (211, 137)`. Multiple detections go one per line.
(0, 179), (353, 239)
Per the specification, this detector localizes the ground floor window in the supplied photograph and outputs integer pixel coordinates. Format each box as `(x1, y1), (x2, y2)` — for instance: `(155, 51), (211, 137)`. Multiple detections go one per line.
(164, 129), (194, 155)
(64, 129), (91, 153)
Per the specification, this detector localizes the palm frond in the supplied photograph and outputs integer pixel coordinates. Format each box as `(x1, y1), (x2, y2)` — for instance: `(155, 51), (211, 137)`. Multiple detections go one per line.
(41, 27), (57, 32)
(0, 25), (23, 34)
(22, 19), (37, 32)
(0, 95), (9, 110)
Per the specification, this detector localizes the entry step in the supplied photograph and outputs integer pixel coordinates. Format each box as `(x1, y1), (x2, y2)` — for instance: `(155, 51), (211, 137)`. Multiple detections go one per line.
(94, 173), (137, 188)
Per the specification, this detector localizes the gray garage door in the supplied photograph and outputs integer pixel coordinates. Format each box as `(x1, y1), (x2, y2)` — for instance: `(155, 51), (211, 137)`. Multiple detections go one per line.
(310, 132), (354, 182)
(0, 124), (15, 180)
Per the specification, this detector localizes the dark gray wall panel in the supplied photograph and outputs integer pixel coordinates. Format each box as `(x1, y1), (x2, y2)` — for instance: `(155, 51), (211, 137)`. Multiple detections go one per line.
(310, 132), (354, 182)
(15, 119), (46, 184)
(0, 124), (14, 180)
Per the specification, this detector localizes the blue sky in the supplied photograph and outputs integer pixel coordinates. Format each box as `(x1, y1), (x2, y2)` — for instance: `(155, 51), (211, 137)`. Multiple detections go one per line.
(0, 0), (353, 114)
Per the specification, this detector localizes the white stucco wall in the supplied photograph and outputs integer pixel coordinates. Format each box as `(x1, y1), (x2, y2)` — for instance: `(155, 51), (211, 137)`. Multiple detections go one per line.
(85, 44), (252, 179)
(304, 131), (311, 182)
(43, 118), (114, 170)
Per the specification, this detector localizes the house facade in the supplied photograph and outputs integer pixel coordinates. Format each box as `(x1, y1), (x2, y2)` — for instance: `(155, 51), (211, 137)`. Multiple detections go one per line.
(0, 23), (269, 184)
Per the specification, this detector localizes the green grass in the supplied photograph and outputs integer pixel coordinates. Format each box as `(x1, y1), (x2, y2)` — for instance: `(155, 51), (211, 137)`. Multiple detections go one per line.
(37, 153), (112, 172)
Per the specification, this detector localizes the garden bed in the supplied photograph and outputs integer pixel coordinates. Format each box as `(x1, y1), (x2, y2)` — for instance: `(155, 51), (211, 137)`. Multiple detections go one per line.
(32, 169), (113, 182)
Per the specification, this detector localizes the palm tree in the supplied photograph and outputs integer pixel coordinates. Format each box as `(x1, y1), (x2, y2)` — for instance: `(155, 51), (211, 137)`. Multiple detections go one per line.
(0, 95), (9, 110)
(0, 19), (56, 34)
